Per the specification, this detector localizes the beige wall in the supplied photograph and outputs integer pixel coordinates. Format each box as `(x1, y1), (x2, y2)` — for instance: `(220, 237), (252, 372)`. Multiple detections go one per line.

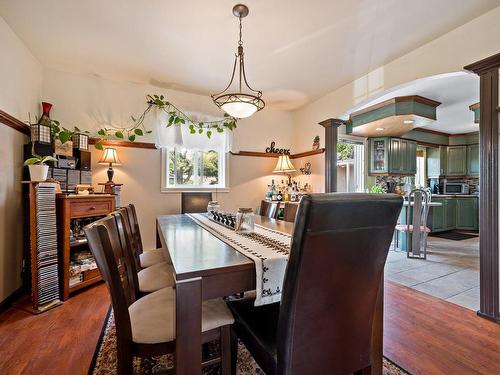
(41, 69), (296, 250)
(0, 16), (42, 302)
(293, 5), (500, 153)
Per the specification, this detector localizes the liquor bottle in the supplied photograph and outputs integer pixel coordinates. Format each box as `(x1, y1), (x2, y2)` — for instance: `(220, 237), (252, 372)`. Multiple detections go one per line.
(276, 190), (283, 201)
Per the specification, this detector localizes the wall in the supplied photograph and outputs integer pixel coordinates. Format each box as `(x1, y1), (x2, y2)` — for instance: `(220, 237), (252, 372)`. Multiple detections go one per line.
(42, 69), (297, 249)
(0, 16), (42, 302)
(292, 5), (500, 153)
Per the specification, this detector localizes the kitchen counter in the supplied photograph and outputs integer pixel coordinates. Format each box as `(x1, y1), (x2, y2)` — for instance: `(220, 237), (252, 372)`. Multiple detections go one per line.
(432, 194), (479, 198)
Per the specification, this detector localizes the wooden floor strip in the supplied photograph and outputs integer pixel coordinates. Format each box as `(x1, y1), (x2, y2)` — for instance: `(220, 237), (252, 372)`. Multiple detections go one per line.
(0, 281), (499, 374)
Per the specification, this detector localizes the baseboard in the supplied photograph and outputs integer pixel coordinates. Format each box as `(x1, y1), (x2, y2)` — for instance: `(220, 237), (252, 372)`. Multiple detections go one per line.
(0, 287), (26, 314)
(477, 310), (500, 324)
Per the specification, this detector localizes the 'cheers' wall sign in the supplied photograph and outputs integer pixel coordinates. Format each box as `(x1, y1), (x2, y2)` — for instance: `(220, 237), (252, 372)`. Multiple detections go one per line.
(265, 141), (290, 155)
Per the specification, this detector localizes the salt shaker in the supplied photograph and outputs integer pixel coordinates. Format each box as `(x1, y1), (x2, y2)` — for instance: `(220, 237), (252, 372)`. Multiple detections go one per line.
(235, 208), (255, 233)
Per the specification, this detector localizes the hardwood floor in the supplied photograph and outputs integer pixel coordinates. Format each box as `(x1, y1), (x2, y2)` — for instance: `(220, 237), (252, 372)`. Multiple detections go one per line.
(0, 281), (499, 375)
(385, 281), (500, 375)
(0, 283), (109, 375)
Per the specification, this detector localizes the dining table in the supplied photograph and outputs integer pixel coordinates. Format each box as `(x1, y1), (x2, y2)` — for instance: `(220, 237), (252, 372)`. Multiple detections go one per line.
(156, 213), (384, 375)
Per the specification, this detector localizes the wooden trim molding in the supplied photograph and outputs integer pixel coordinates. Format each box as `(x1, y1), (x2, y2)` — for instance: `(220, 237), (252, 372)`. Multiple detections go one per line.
(0, 109), (30, 135)
(469, 102), (480, 111)
(290, 148), (325, 159)
(465, 52), (500, 75)
(88, 138), (156, 149)
(230, 148), (325, 159)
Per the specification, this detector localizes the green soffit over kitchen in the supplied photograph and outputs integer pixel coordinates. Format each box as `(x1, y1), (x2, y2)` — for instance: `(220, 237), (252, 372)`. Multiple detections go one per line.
(346, 95), (441, 134)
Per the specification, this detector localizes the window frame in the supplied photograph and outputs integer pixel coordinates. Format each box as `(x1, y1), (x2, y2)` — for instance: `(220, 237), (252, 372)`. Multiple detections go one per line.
(160, 147), (230, 193)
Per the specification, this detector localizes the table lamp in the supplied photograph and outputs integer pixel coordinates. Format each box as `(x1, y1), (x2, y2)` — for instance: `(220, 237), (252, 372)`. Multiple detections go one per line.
(98, 147), (121, 183)
(273, 154), (296, 184)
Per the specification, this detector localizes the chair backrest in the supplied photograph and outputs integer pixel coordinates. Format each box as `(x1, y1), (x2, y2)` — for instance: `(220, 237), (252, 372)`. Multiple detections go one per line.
(406, 188), (431, 252)
(282, 202), (299, 223)
(276, 193), (403, 375)
(114, 208), (143, 278)
(125, 204), (144, 254)
(260, 200), (279, 219)
(181, 192), (213, 214)
(84, 215), (139, 345)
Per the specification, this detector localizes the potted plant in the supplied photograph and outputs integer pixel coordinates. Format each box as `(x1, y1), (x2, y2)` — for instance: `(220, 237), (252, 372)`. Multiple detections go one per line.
(312, 135), (320, 150)
(24, 154), (57, 181)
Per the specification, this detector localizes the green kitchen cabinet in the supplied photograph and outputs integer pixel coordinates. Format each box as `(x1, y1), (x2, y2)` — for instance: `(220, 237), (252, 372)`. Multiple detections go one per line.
(427, 198), (445, 232)
(456, 197), (479, 230)
(444, 198), (456, 230)
(467, 144), (480, 177)
(446, 146), (467, 176)
(368, 137), (417, 175)
(427, 146), (447, 178)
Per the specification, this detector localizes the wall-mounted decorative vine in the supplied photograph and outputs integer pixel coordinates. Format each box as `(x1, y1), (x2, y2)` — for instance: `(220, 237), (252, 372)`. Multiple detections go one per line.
(93, 94), (237, 150)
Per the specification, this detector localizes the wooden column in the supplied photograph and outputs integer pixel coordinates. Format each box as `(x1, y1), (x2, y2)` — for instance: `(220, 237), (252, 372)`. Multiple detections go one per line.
(465, 53), (500, 323)
(319, 118), (346, 192)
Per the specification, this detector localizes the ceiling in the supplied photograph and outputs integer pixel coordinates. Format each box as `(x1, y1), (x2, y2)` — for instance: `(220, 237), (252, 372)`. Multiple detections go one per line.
(1, 0), (498, 110)
(344, 72), (480, 134)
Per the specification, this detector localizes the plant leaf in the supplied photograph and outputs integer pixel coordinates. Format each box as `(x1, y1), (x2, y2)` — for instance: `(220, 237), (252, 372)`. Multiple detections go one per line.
(98, 129), (106, 136)
(198, 128), (203, 134)
(59, 131), (71, 144)
(24, 157), (41, 166)
(146, 130), (153, 134)
(115, 131), (124, 139)
(206, 130), (212, 139)
(134, 128), (144, 136)
(128, 134), (136, 142)
(94, 142), (104, 150)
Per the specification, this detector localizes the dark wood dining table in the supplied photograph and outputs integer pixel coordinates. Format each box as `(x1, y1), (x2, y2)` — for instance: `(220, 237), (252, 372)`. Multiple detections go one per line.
(156, 214), (384, 375)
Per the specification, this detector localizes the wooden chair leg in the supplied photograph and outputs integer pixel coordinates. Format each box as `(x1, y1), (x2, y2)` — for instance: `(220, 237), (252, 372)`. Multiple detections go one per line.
(230, 327), (238, 375)
(117, 344), (134, 375)
(220, 325), (231, 375)
(354, 365), (371, 375)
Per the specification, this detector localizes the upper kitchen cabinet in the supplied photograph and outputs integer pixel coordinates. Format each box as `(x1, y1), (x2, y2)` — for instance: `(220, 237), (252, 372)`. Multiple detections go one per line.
(467, 144), (480, 177)
(446, 146), (467, 176)
(368, 137), (417, 176)
(427, 146), (447, 178)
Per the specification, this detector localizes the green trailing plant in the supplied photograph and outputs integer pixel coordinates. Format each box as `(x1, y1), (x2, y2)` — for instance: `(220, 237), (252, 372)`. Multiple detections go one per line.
(337, 143), (355, 161)
(313, 135), (320, 143)
(24, 154), (57, 166)
(51, 123), (90, 144)
(370, 185), (386, 194)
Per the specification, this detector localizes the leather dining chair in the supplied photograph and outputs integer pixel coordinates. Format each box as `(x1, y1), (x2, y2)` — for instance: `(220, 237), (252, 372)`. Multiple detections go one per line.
(114, 209), (174, 294)
(282, 202), (299, 223)
(260, 200), (279, 219)
(181, 192), (213, 214)
(84, 214), (234, 375)
(227, 193), (403, 375)
(125, 204), (165, 268)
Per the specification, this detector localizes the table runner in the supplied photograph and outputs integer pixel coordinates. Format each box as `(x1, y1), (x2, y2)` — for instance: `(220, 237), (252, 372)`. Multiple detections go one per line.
(188, 213), (291, 306)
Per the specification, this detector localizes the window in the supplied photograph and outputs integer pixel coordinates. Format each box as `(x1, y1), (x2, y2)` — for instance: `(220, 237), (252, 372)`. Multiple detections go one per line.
(415, 147), (426, 188)
(337, 140), (365, 192)
(162, 147), (227, 191)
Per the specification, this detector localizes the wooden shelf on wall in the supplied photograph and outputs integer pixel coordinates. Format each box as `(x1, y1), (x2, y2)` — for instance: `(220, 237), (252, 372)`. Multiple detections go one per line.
(230, 148), (325, 159)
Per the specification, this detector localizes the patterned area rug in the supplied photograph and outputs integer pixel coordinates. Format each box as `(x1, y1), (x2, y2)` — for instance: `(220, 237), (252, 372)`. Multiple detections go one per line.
(89, 308), (410, 374)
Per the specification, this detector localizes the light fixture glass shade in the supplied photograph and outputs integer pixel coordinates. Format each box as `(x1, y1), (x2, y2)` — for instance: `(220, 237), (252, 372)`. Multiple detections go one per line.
(98, 148), (121, 165)
(273, 154), (296, 173)
(221, 100), (258, 119)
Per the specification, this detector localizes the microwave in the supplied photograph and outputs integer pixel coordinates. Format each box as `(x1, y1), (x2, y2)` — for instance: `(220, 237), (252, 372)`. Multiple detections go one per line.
(443, 182), (469, 195)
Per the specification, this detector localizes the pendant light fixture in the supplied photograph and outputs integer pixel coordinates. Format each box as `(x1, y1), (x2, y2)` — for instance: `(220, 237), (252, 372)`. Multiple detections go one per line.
(212, 4), (265, 119)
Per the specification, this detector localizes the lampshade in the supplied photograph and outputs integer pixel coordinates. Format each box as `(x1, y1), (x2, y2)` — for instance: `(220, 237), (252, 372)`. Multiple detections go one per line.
(98, 148), (121, 165)
(220, 99), (258, 119)
(273, 154), (296, 173)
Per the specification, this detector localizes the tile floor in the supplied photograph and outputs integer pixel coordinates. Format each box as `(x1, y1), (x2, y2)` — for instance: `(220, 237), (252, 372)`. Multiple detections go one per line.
(386, 234), (479, 310)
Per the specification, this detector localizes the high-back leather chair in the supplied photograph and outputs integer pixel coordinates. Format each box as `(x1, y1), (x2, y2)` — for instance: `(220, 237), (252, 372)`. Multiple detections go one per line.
(282, 202), (299, 223)
(260, 200), (279, 219)
(181, 192), (213, 214)
(227, 193), (403, 375)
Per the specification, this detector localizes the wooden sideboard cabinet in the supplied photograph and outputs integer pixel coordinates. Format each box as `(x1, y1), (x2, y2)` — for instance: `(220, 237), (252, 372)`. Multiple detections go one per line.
(57, 194), (115, 300)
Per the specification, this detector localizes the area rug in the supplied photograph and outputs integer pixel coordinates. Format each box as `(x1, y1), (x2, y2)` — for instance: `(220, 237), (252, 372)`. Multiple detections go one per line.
(429, 231), (478, 241)
(89, 308), (410, 375)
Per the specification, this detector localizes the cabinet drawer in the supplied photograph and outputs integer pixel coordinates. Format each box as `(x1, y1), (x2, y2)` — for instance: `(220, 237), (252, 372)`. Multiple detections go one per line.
(70, 200), (113, 217)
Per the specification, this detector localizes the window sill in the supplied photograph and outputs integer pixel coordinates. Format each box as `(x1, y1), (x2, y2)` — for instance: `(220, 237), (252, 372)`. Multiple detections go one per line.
(161, 187), (230, 193)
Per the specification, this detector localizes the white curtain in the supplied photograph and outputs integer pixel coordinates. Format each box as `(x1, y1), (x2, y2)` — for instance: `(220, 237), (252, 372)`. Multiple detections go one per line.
(154, 109), (233, 152)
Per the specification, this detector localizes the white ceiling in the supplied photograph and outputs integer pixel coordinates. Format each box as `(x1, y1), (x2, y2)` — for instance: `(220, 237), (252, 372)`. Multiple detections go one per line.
(344, 72), (480, 134)
(1, 0), (498, 110)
